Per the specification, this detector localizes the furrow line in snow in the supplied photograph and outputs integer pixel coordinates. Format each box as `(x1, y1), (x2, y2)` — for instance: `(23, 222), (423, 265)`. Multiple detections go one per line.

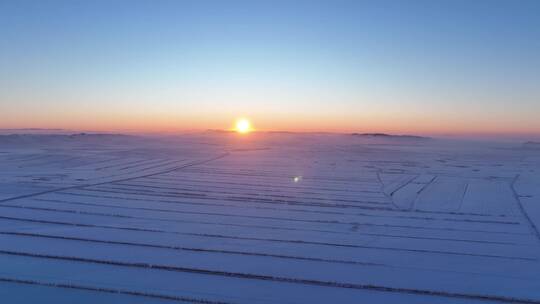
(144, 175), (383, 195)
(0, 153), (230, 204)
(95, 157), (152, 171)
(32, 196), (520, 226)
(0, 215), (534, 261)
(30, 197), (524, 242)
(61, 156), (125, 169)
(117, 158), (172, 171)
(0, 277), (230, 304)
(164, 168), (379, 184)
(117, 179), (386, 201)
(99, 184), (391, 205)
(111, 182), (387, 203)
(56, 190), (399, 212)
(80, 186), (392, 207)
(0, 250), (538, 304)
(48, 191), (524, 223)
(0, 204), (347, 235)
(10, 201), (523, 245)
(0, 231), (384, 266)
(54, 190), (527, 233)
(510, 175), (540, 242)
(12, 197), (523, 235)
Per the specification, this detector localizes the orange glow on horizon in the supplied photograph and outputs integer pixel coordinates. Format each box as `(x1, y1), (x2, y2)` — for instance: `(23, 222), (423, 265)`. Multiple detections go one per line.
(1, 112), (539, 137)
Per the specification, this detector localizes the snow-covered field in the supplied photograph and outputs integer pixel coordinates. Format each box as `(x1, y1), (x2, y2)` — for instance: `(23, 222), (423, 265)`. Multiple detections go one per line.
(1, 133), (539, 303)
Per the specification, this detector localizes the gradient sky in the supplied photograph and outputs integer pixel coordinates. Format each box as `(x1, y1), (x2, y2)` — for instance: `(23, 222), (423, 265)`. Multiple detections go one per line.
(1, 0), (539, 135)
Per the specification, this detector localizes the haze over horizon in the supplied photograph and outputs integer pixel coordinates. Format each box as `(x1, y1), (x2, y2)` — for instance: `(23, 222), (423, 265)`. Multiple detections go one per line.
(1, 0), (539, 136)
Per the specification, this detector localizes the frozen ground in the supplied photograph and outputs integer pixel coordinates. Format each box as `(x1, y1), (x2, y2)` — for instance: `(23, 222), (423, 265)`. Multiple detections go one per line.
(0, 132), (539, 303)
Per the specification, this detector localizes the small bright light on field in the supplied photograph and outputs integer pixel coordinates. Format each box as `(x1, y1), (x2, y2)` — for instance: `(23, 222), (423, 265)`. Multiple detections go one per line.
(235, 119), (252, 134)
(293, 176), (302, 183)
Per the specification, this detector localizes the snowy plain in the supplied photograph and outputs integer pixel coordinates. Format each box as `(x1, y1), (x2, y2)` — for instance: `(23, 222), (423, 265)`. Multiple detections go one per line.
(0, 132), (539, 303)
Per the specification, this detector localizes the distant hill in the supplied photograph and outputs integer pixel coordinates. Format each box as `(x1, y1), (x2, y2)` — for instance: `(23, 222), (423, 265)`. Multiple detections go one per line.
(0, 133), (139, 146)
(523, 141), (540, 149)
(350, 133), (430, 140)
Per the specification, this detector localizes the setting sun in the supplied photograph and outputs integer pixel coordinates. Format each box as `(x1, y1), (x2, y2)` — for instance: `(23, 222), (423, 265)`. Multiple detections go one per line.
(235, 119), (252, 134)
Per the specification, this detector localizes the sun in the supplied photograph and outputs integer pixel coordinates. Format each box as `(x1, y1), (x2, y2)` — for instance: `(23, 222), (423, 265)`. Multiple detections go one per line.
(235, 119), (252, 134)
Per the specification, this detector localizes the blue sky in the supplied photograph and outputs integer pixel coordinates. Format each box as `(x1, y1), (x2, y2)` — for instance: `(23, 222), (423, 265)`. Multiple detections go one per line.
(1, 0), (539, 134)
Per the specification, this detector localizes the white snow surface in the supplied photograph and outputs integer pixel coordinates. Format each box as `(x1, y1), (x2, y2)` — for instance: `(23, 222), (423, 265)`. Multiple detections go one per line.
(0, 132), (539, 303)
